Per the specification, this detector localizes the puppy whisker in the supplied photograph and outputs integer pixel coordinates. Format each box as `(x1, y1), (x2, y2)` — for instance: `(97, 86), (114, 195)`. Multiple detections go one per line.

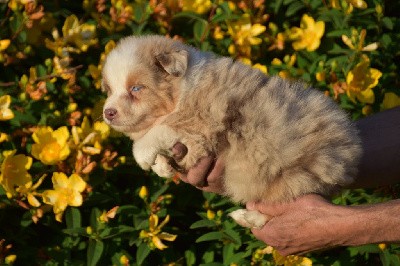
(94, 115), (104, 122)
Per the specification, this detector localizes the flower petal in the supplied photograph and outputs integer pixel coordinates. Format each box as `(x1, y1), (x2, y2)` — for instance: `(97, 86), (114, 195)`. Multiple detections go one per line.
(42, 190), (59, 205)
(68, 191), (83, 206)
(0, 109), (14, 121)
(158, 232), (177, 242)
(382, 92), (400, 110)
(27, 194), (41, 207)
(0, 95), (11, 108)
(68, 174), (86, 192)
(152, 236), (168, 250)
(357, 88), (375, 104)
(52, 172), (69, 189)
(53, 126), (70, 144)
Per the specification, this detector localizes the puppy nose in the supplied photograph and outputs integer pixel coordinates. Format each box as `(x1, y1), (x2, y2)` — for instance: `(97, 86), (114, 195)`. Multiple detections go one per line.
(104, 108), (117, 120)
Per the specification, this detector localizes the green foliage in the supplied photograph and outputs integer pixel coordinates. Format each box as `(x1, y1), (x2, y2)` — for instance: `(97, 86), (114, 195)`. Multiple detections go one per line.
(0, 0), (399, 265)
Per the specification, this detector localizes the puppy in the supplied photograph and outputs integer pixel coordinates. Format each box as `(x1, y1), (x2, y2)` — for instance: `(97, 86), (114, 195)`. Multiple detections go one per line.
(102, 35), (361, 228)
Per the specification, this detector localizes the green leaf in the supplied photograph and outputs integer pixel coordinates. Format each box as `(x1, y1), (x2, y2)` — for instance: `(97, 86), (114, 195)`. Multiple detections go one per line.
(150, 183), (169, 202)
(174, 11), (204, 21)
(136, 243), (151, 265)
(65, 207), (82, 229)
(190, 219), (217, 229)
(273, 0), (284, 14)
(18, 30), (27, 43)
(185, 249), (196, 266)
(326, 29), (349, 38)
(196, 231), (224, 243)
(382, 17), (393, 30)
(98, 225), (136, 239)
(20, 211), (33, 227)
(202, 250), (215, 264)
(222, 243), (235, 265)
(193, 19), (209, 42)
(62, 227), (87, 236)
(90, 208), (101, 230)
(380, 34), (392, 48)
(285, 1), (305, 17)
(36, 64), (47, 77)
(223, 227), (241, 245)
(211, 12), (240, 23)
(87, 239), (104, 266)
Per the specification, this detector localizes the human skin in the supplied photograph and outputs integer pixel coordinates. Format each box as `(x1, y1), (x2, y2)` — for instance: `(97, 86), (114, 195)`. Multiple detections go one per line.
(173, 107), (400, 255)
(247, 195), (400, 256)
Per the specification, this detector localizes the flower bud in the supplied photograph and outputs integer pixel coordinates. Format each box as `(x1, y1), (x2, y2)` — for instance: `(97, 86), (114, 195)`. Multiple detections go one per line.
(86, 226), (93, 235)
(139, 186), (148, 199)
(207, 209), (215, 220)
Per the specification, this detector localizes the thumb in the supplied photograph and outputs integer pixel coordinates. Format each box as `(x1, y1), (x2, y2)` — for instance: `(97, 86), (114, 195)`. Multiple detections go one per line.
(246, 201), (290, 217)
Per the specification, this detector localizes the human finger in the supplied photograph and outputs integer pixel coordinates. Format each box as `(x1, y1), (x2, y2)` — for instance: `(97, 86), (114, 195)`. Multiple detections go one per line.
(171, 142), (188, 161)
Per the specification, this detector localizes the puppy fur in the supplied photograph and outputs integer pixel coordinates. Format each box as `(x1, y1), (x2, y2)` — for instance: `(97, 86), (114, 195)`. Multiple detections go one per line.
(102, 35), (362, 228)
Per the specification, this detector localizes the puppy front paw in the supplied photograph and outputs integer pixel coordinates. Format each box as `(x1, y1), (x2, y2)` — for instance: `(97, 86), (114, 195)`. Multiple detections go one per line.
(133, 145), (159, 171)
(229, 209), (270, 229)
(151, 154), (176, 178)
(132, 125), (180, 171)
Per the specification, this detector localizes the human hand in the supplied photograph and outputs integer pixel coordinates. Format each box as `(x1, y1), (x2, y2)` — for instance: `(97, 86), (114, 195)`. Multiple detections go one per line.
(172, 142), (225, 194)
(246, 194), (350, 256)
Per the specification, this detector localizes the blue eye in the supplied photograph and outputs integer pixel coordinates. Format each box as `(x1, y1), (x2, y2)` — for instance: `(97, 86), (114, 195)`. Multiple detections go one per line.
(130, 85), (143, 92)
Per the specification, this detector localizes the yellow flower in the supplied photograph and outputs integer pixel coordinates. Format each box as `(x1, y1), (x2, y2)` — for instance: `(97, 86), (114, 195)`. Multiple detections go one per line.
(15, 174), (46, 207)
(71, 116), (110, 155)
(99, 206), (119, 223)
(0, 132), (10, 143)
(0, 150), (32, 197)
(0, 39), (11, 51)
(347, 0), (367, 9)
(89, 40), (116, 89)
(62, 15), (98, 52)
(253, 63), (268, 74)
(346, 55), (382, 104)
(316, 71), (326, 82)
(290, 14), (325, 51)
(182, 0), (212, 14)
(120, 255), (129, 265)
(342, 29), (378, 52)
(362, 105), (372, 116)
(227, 14), (266, 56)
(213, 26), (224, 40)
(139, 186), (149, 199)
(382, 92), (400, 110)
(207, 209), (215, 220)
(5, 254), (17, 264)
(331, 0), (366, 13)
(0, 95), (15, 121)
(42, 172), (86, 222)
(272, 249), (312, 266)
(271, 58), (282, 65)
(31, 126), (71, 165)
(140, 214), (177, 250)
(45, 15), (97, 55)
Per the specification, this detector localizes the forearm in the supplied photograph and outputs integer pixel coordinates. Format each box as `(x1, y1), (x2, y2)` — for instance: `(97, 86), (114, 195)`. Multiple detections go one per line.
(332, 199), (400, 246)
(350, 107), (400, 188)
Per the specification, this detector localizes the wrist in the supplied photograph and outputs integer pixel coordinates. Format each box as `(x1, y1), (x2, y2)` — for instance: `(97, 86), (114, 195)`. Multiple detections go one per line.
(329, 200), (400, 246)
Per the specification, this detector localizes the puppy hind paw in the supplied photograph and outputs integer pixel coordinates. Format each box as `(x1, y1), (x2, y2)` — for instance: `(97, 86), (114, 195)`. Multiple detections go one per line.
(151, 154), (176, 178)
(229, 209), (269, 229)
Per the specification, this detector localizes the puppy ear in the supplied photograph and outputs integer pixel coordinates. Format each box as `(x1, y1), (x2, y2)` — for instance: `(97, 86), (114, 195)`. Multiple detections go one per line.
(155, 50), (188, 77)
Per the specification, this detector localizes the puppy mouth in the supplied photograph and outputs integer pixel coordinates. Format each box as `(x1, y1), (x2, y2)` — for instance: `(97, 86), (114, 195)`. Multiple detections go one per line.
(104, 118), (137, 131)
